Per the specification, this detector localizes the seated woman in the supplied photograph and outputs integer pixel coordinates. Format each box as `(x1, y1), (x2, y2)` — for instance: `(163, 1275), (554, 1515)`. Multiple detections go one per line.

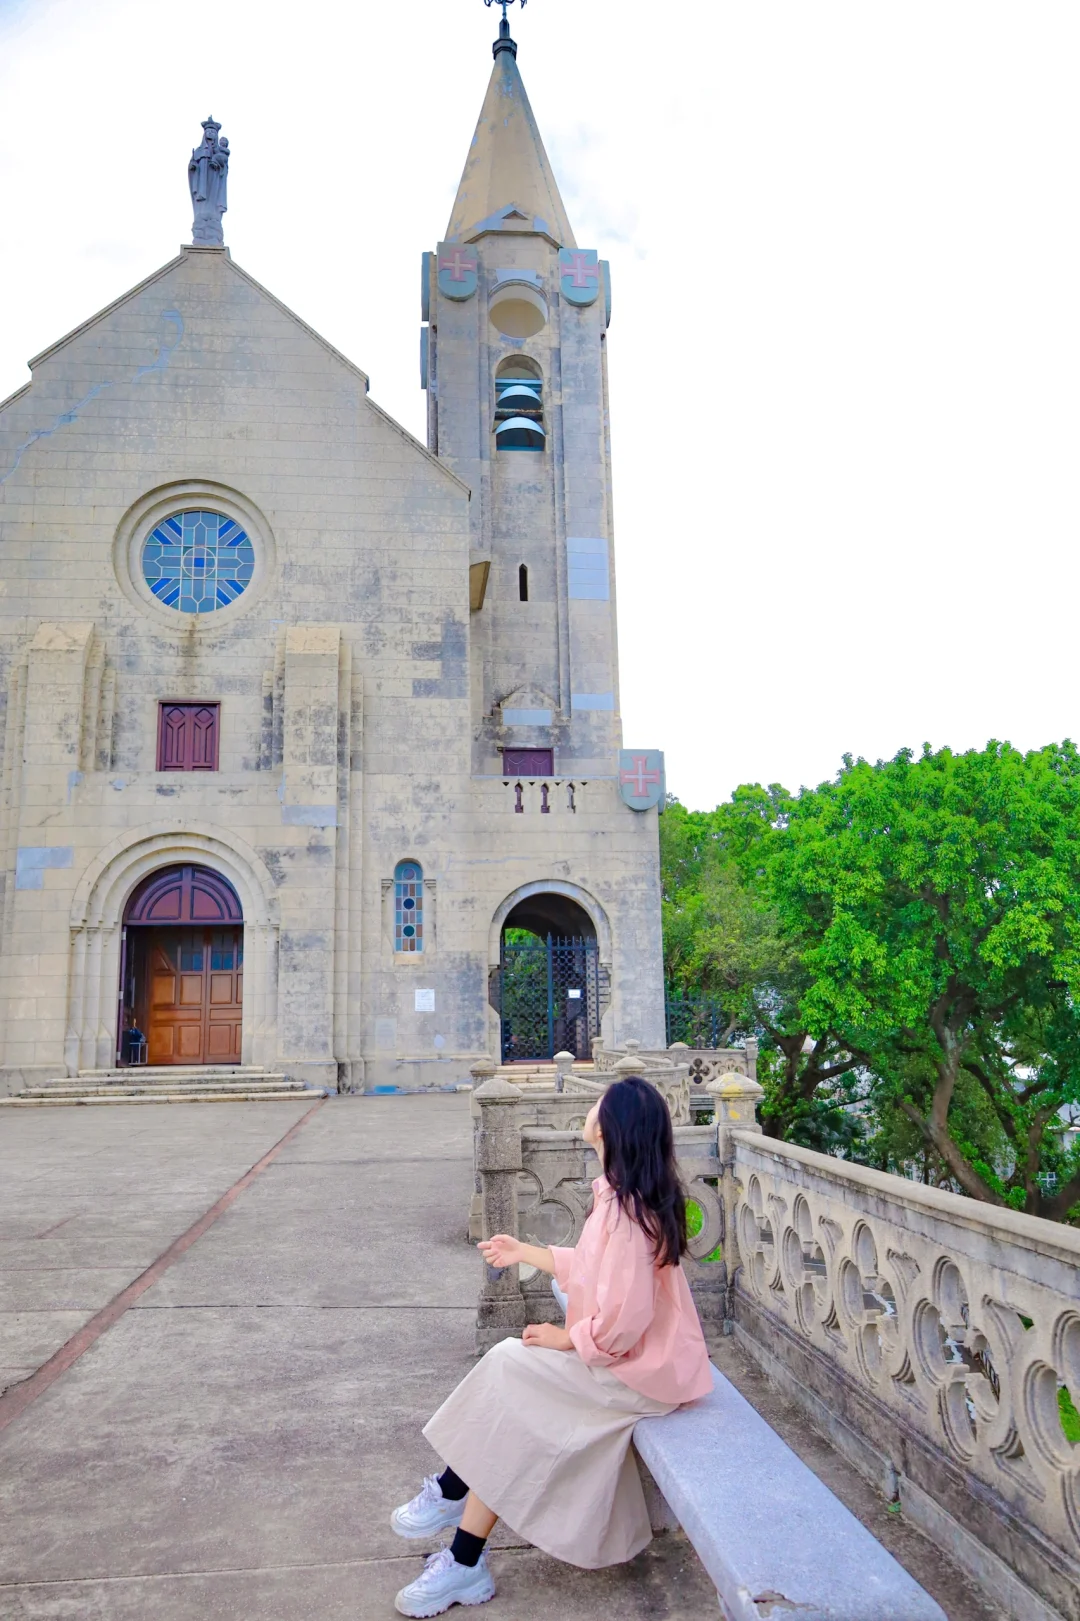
(390, 1074), (713, 1617)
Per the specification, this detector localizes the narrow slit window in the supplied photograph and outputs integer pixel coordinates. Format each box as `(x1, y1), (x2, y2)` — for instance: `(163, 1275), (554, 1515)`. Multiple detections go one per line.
(394, 861), (423, 952)
(519, 564), (529, 602)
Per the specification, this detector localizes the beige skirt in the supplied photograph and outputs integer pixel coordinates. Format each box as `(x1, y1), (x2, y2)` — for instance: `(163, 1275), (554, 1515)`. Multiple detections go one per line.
(422, 1336), (676, 1569)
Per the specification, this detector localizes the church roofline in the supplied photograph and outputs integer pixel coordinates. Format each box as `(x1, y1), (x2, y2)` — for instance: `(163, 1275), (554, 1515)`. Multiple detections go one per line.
(27, 253), (190, 371)
(18, 247), (469, 498)
(0, 380), (31, 416)
(216, 258), (471, 496)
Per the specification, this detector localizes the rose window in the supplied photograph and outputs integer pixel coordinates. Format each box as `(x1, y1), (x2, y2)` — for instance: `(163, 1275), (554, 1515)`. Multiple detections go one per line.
(141, 510), (255, 614)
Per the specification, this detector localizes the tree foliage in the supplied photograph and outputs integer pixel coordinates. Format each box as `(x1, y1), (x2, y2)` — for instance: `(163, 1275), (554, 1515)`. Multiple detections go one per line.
(660, 743), (1080, 1222)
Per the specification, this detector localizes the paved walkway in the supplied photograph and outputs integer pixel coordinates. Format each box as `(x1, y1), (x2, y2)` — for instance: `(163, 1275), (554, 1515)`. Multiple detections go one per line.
(0, 1096), (720, 1619)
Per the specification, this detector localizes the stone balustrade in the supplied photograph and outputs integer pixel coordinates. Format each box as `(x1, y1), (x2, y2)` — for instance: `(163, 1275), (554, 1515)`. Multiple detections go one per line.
(729, 1126), (1080, 1621)
(472, 1067), (728, 1353)
(471, 1059), (1080, 1620)
(595, 1035), (758, 1104)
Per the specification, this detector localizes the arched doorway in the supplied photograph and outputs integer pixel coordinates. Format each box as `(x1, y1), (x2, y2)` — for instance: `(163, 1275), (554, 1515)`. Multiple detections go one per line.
(119, 864), (243, 1066)
(496, 894), (600, 1063)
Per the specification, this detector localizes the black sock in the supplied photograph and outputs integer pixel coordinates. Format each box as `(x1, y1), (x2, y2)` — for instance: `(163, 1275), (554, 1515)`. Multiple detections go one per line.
(450, 1528), (487, 1567)
(438, 1466), (469, 1502)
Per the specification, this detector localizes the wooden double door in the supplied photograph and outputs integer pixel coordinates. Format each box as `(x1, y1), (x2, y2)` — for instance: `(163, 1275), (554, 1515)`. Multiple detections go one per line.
(138, 926), (244, 1065)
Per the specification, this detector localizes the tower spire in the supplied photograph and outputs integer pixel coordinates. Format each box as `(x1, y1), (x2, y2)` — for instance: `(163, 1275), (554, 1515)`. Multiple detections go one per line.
(485, 0), (524, 58)
(448, 0), (574, 247)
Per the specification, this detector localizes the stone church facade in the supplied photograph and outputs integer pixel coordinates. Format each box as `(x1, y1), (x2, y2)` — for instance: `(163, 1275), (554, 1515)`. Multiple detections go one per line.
(0, 23), (665, 1095)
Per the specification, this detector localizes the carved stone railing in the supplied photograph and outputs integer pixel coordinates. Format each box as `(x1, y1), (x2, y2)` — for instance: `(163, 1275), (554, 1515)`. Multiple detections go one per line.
(494, 1047), (693, 1122)
(473, 1071), (739, 1355)
(471, 1060), (1080, 1617)
(729, 1131), (1080, 1621)
(595, 1035), (758, 1108)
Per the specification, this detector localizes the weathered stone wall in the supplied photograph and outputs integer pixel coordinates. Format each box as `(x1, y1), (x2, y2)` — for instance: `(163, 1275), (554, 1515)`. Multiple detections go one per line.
(0, 244), (665, 1090)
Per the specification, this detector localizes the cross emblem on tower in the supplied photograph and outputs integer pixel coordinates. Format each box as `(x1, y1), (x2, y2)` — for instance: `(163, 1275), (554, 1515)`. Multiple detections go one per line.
(617, 750), (665, 810)
(558, 247), (602, 307)
(564, 252), (599, 289)
(620, 755), (661, 797)
(436, 241), (479, 301)
(439, 249), (477, 282)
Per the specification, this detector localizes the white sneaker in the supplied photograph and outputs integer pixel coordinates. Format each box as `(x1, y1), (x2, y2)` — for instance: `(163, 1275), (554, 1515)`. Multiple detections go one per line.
(394, 1546), (495, 1617)
(391, 1474), (467, 1540)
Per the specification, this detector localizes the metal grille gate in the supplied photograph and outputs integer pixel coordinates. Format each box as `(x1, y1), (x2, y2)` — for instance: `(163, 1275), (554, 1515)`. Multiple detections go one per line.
(495, 934), (600, 1062)
(664, 990), (730, 1048)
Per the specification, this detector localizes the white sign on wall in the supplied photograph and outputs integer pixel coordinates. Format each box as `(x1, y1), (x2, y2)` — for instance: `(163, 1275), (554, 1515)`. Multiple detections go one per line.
(415, 988), (435, 1012)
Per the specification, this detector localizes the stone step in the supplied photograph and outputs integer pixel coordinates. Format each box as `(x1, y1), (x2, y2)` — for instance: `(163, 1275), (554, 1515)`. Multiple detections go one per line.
(34, 1073), (290, 1089)
(0, 1089), (327, 1108)
(77, 1066), (266, 1078)
(22, 1081), (306, 1098)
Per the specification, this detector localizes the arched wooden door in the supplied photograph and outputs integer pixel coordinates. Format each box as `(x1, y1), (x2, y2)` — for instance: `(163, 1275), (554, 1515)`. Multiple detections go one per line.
(120, 865), (244, 1066)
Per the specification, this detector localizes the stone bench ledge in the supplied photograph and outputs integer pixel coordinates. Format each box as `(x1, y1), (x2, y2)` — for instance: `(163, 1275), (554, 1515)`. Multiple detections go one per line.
(633, 1365), (946, 1621)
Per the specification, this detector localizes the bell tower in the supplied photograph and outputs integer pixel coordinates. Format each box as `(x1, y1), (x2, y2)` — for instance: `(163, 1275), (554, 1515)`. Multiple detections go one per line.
(422, 6), (620, 777)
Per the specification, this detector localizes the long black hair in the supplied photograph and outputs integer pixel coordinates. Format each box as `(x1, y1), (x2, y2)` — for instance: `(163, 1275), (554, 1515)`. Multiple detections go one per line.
(597, 1076), (687, 1268)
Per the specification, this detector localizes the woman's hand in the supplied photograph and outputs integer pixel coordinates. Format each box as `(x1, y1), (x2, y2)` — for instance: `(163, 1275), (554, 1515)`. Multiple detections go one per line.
(478, 1234), (526, 1268)
(522, 1322), (574, 1352)
(478, 1236), (556, 1273)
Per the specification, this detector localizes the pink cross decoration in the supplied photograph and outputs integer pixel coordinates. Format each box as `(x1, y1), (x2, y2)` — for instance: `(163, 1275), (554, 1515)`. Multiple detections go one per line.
(563, 251), (599, 288)
(439, 249), (477, 282)
(620, 755), (661, 797)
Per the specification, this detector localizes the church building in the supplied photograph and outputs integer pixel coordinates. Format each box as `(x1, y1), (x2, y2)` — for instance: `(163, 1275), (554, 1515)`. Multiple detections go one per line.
(0, 15), (665, 1094)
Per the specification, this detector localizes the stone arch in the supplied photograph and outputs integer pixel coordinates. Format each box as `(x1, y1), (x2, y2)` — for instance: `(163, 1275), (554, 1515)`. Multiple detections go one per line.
(65, 822), (279, 1074)
(488, 880), (612, 968)
(71, 821), (277, 931)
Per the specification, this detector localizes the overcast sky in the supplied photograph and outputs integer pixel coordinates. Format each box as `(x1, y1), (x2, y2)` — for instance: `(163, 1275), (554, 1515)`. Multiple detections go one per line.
(1, 1), (1077, 810)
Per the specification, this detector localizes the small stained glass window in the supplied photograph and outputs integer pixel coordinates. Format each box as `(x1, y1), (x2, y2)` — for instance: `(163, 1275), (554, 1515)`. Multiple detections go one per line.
(142, 510), (255, 614)
(395, 861), (423, 952)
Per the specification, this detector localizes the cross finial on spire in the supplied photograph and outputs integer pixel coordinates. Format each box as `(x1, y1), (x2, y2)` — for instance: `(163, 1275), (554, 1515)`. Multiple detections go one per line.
(484, 0), (525, 59)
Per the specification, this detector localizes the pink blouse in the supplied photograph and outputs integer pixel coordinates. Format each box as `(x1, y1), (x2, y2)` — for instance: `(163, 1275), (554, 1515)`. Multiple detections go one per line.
(548, 1177), (713, 1404)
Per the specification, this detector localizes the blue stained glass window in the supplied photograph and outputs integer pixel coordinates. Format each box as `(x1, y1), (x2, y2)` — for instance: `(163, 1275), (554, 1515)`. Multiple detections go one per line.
(394, 861), (423, 952)
(141, 510), (255, 615)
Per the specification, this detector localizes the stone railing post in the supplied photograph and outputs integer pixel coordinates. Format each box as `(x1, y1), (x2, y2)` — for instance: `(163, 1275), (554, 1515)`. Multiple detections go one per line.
(744, 1037), (759, 1082)
(707, 1070), (764, 1143)
(474, 1072), (526, 1352)
(553, 1049), (574, 1093)
(467, 1057), (496, 1241)
(707, 1071), (764, 1323)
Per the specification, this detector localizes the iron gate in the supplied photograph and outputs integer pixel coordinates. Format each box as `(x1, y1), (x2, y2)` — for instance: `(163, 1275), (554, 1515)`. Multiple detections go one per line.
(494, 934), (600, 1062)
(664, 989), (730, 1048)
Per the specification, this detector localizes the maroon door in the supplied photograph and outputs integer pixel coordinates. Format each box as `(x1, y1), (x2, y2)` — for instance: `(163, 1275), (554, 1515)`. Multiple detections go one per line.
(123, 865), (243, 1066)
(145, 927), (243, 1065)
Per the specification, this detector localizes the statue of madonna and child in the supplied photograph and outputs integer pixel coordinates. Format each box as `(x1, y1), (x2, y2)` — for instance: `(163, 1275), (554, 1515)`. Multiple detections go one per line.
(188, 117), (229, 246)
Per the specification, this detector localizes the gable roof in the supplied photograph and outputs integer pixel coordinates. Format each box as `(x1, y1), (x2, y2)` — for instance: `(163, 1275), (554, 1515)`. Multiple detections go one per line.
(9, 249), (468, 496)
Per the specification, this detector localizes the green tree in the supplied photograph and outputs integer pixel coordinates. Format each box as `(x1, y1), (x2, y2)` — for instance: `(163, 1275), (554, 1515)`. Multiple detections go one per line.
(764, 742), (1080, 1221)
(660, 793), (863, 1144)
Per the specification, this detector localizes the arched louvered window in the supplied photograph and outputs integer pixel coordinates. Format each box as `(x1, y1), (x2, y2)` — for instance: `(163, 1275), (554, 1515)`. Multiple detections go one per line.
(495, 357), (544, 452)
(394, 861), (423, 952)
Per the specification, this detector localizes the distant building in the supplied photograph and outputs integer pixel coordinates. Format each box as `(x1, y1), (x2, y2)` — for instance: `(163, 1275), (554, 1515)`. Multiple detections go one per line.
(0, 19), (665, 1093)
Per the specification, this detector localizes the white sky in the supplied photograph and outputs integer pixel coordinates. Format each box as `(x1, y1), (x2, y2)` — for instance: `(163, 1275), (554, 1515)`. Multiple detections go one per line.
(1, 0), (1077, 811)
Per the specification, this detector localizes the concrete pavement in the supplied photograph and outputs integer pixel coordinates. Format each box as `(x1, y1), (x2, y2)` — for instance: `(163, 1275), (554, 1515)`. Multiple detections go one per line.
(0, 1095), (721, 1619)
